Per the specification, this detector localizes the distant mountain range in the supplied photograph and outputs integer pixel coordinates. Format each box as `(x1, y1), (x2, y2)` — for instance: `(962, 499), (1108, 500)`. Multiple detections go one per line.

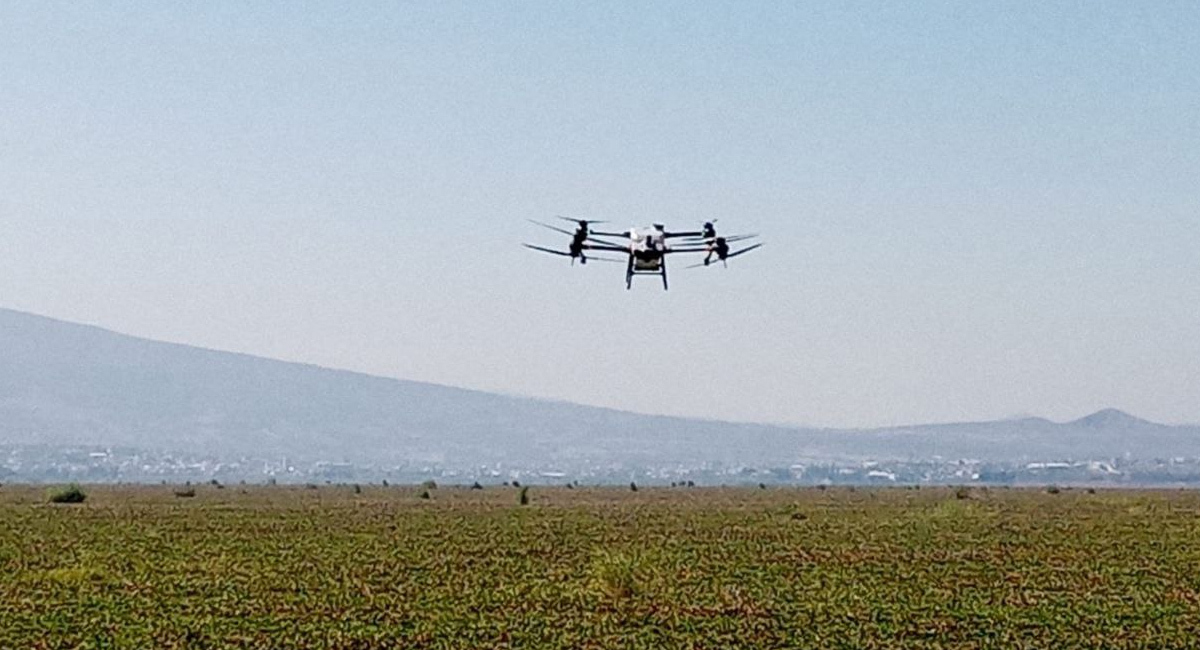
(2, 308), (1198, 466)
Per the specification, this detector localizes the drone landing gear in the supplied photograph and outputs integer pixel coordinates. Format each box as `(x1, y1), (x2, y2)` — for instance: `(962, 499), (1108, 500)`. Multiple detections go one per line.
(625, 261), (669, 290)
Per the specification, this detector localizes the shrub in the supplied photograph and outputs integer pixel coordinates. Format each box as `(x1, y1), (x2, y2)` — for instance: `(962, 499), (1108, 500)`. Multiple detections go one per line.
(421, 480), (438, 490)
(381, 480), (389, 487)
(630, 482), (638, 492)
(955, 486), (971, 500)
(49, 484), (86, 504)
(1047, 485), (1061, 495)
(353, 484), (362, 494)
(518, 486), (530, 506)
(470, 482), (483, 491)
(759, 483), (767, 490)
(174, 487), (196, 498)
(419, 490), (431, 500)
(512, 480), (521, 488)
(589, 550), (654, 601)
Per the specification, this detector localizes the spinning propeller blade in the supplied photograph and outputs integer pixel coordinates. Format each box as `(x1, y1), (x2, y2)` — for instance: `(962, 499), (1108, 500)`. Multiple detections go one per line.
(527, 219), (577, 237)
(556, 216), (608, 225)
(523, 244), (574, 258)
(683, 243), (763, 269)
(725, 242), (763, 259)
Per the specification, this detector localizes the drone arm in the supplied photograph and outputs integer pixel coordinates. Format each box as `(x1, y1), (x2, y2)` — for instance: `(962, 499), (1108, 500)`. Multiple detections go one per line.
(582, 243), (630, 253)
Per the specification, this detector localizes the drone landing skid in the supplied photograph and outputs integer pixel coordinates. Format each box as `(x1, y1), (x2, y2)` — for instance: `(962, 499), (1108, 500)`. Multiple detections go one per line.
(626, 259), (669, 290)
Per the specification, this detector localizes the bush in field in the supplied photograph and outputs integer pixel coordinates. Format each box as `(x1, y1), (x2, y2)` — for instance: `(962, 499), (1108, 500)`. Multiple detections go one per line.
(629, 482), (638, 492)
(49, 484), (86, 504)
(353, 484), (362, 494)
(589, 550), (654, 601)
(173, 487), (196, 498)
(422, 480), (438, 490)
(519, 486), (529, 506)
(955, 486), (971, 500)
(419, 490), (431, 500)
(1047, 485), (1061, 495)
(470, 482), (483, 490)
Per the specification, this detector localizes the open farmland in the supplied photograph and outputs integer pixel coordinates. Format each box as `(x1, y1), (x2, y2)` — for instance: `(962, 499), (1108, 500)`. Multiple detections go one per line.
(2, 485), (1200, 649)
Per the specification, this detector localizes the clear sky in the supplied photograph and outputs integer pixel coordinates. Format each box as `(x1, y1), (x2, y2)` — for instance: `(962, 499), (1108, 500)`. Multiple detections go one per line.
(2, 1), (1198, 427)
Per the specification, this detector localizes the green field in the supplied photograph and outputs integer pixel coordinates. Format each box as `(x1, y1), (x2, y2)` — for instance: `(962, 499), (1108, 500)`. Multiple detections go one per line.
(2, 485), (1199, 649)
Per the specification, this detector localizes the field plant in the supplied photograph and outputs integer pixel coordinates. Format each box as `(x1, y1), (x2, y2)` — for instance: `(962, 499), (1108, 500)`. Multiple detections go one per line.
(46, 484), (86, 503)
(588, 549), (656, 602)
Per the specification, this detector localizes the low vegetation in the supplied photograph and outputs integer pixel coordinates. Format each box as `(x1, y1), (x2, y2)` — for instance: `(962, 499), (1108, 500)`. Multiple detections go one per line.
(2, 486), (1199, 648)
(46, 484), (86, 504)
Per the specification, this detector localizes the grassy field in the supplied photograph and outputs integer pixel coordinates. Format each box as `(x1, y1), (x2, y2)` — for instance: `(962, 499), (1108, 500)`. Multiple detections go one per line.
(2, 484), (1199, 649)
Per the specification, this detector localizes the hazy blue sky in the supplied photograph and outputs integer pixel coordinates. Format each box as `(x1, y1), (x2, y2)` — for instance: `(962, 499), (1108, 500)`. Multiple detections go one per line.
(2, 1), (1198, 427)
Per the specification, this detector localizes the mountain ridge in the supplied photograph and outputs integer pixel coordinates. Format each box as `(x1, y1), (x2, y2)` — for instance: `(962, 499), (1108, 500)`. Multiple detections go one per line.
(2, 307), (1198, 465)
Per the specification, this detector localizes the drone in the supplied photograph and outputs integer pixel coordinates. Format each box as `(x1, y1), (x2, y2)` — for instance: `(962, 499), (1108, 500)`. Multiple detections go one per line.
(524, 217), (762, 290)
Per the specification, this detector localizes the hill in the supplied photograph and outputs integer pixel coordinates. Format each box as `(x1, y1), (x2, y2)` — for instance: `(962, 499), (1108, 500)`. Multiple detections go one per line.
(2, 308), (1198, 466)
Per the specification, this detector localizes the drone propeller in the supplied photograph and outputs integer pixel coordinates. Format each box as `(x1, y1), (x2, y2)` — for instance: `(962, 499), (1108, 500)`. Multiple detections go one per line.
(683, 242), (764, 269)
(527, 219), (577, 237)
(556, 216), (608, 226)
(523, 243), (625, 265)
(725, 242), (763, 259)
(523, 243), (574, 258)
